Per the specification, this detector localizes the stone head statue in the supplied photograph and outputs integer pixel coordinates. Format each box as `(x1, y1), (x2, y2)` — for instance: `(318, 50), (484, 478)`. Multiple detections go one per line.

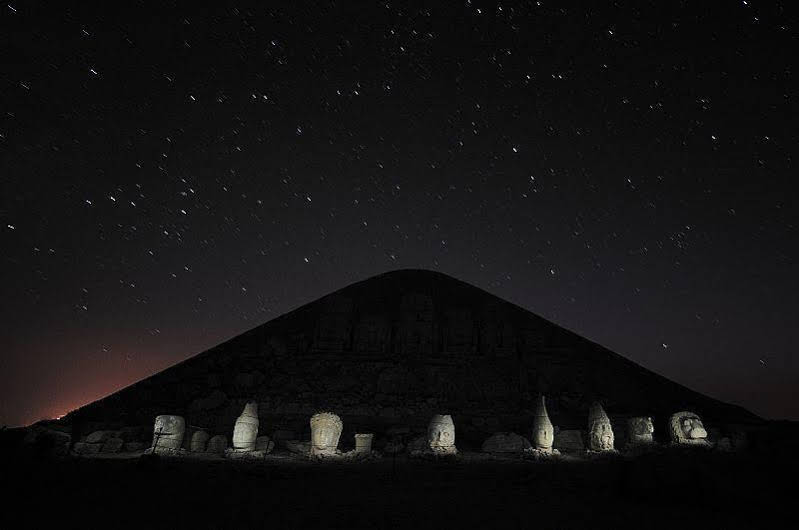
(627, 416), (655, 444)
(669, 411), (710, 445)
(152, 415), (185, 450)
(532, 395), (554, 451)
(588, 402), (615, 451)
(427, 414), (456, 454)
(310, 412), (343, 456)
(232, 401), (259, 451)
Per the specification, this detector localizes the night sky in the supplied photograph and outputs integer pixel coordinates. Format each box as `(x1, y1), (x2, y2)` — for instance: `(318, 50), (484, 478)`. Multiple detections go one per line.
(1, 1), (796, 427)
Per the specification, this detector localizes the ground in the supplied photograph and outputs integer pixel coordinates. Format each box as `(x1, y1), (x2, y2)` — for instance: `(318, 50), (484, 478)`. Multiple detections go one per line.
(2, 444), (795, 529)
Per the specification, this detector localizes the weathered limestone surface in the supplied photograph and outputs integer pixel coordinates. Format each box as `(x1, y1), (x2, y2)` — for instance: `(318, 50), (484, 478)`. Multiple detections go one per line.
(285, 440), (311, 455)
(627, 417), (655, 445)
(310, 412), (343, 457)
(481, 432), (531, 453)
(588, 402), (615, 452)
(206, 435), (228, 454)
(152, 415), (185, 450)
(406, 435), (427, 454)
(85, 430), (116, 444)
(554, 430), (584, 453)
(117, 425), (149, 442)
(190, 430), (210, 452)
(354, 433), (374, 454)
(124, 441), (146, 452)
(426, 414), (457, 455)
(255, 435), (275, 454)
(669, 411), (711, 446)
(232, 402), (259, 451)
(73, 442), (102, 455)
(101, 437), (124, 453)
(531, 395), (554, 452)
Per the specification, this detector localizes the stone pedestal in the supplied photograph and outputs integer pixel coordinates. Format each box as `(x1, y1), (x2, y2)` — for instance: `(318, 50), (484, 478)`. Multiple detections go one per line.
(354, 433), (374, 454)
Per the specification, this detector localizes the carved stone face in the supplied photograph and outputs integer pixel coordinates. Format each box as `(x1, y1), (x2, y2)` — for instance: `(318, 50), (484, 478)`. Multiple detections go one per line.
(152, 415), (185, 450)
(669, 411), (710, 445)
(427, 414), (456, 449)
(681, 416), (708, 440)
(310, 412), (343, 456)
(628, 416), (654, 444)
(532, 395), (554, 450)
(590, 421), (615, 451)
(533, 424), (554, 449)
(588, 402), (615, 451)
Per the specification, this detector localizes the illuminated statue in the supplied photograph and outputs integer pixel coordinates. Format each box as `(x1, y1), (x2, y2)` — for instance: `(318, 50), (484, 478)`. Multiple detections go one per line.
(669, 411), (711, 446)
(427, 414), (457, 455)
(531, 395), (555, 453)
(588, 402), (615, 452)
(354, 433), (374, 454)
(231, 401), (259, 452)
(627, 417), (655, 445)
(151, 415), (185, 451)
(310, 412), (343, 457)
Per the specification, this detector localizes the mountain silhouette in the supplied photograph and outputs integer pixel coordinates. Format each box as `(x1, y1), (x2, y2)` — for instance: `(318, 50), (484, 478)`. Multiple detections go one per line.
(64, 269), (758, 442)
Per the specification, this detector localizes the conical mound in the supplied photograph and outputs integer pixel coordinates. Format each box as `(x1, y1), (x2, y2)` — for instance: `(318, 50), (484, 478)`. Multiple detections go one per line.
(62, 269), (759, 437)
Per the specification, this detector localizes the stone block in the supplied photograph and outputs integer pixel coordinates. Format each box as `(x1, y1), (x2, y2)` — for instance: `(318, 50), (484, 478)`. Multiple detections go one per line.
(255, 435), (275, 454)
(124, 442), (146, 452)
(73, 442), (102, 455)
(554, 430), (584, 453)
(285, 440), (311, 455)
(481, 432), (532, 453)
(101, 437), (125, 453)
(206, 435), (227, 454)
(354, 433), (374, 454)
(190, 430), (210, 452)
(85, 430), (116, 444)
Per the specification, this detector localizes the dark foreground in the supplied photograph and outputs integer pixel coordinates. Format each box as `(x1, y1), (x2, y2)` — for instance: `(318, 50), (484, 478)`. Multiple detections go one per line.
(2, 444), (796, 529)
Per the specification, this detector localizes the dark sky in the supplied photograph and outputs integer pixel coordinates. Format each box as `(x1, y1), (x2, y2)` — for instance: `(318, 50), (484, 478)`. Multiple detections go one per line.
(1, 1), (796, 427)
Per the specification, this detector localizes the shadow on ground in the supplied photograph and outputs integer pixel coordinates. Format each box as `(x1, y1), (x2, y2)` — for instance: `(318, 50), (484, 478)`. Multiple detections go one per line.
(2, 426), (797, 530)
